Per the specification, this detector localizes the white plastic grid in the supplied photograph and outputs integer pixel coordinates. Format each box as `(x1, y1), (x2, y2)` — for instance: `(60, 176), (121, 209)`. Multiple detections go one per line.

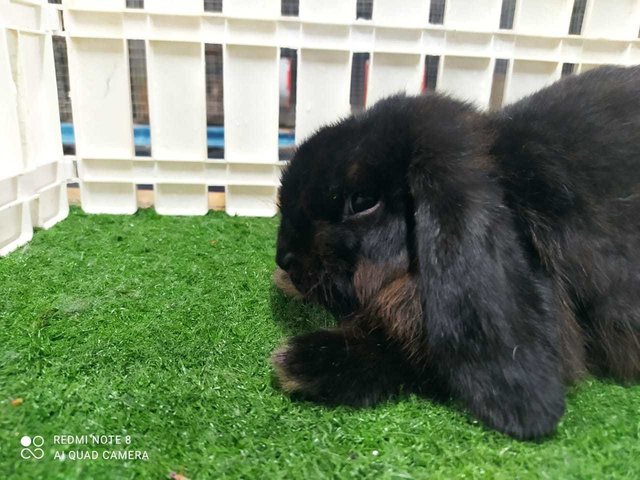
(1, 0), (639, 256)
(0, 0), (69, 256)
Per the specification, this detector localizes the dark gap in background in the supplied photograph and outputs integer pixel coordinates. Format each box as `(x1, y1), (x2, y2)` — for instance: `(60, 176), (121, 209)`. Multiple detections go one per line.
(58, 9), (66, 31)
(429, 0), (446, 25)
(568, 0), (587, 35)
(350, 53), (370, 115)
(126, 0), (144, 8)
(489, 59), (509, 111)
(281, 0), (299, 17)
(204, 0), (222, 12)
(205, 44), (224, 159)
(208, 186), (225, 193)
(356, 0), (373, 20)
(499, 0), (516, 29)
(127, 40), (151, 157)
(52, 36), (75, 155)
(562, 63), (576, 76)
(279, 48), (297, 161)
(423, 55), (440, 92)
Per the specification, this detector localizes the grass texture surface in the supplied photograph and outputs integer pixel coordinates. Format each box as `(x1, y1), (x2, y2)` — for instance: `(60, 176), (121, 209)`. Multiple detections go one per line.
(1, 207), (639, 479)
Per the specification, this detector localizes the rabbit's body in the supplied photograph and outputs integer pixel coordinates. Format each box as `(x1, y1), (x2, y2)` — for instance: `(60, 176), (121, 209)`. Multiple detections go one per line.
(492, 65), (640, 382)
(273, 65), (640, 440)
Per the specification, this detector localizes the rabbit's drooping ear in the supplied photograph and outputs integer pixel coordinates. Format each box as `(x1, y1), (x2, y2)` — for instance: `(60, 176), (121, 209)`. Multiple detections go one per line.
(407, 152), (566, 440)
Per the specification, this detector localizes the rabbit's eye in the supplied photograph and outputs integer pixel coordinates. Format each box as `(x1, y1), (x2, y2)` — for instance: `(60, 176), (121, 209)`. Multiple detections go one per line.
(346, 192), (379, 216)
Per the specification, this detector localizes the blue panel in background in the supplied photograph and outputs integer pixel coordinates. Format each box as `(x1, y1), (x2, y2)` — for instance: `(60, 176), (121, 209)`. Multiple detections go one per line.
(60, 123), (296, 149)
(61, 123), (75, 146)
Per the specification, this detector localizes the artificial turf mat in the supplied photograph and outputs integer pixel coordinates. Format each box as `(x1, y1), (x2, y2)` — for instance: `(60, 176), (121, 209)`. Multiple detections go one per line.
(1, 207), (639, 479)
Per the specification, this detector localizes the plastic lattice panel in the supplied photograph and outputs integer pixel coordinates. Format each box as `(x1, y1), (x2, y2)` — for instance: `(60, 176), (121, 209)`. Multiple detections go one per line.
(0, 0), (70, 256)
(0, 0), (639, 253)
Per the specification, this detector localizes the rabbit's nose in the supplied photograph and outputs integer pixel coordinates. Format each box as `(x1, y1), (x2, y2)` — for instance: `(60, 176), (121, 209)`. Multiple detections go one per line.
(276, 251), (297, 271)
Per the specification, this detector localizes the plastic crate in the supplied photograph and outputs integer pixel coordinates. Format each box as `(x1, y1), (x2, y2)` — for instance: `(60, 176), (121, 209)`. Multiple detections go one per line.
(0, 0), (70, 255)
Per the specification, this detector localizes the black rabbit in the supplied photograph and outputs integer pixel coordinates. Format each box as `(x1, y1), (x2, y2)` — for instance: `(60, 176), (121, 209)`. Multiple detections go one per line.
(272, 65), (640, 440)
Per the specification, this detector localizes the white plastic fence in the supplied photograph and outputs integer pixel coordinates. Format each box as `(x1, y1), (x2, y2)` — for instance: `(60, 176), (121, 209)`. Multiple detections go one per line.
(1, 0), (639, 255)
(1, 0), (69, 255)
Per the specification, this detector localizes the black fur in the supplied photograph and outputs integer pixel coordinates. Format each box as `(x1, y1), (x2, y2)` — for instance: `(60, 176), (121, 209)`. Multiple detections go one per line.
(272, 328), (416, 407)
(272, 65), (640, 440)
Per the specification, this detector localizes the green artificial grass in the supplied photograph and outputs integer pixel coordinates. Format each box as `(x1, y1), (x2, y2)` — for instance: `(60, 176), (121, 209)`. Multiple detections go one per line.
(1, 207), (639, 479)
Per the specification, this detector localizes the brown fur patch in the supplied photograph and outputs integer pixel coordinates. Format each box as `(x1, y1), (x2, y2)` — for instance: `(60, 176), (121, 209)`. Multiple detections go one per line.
(273, 267), (303, 300)
(347, 161), (362, 184)
(556, 291), (588, 384)
(353, 258), (425, 360)
(353, 262), (391, 306)
(271, 344), (307, 393)
(593, 327), (640, 382)
(370, 275), (424, 360)
(587, 298), (640, 383)
(353, 257), (408, 305)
